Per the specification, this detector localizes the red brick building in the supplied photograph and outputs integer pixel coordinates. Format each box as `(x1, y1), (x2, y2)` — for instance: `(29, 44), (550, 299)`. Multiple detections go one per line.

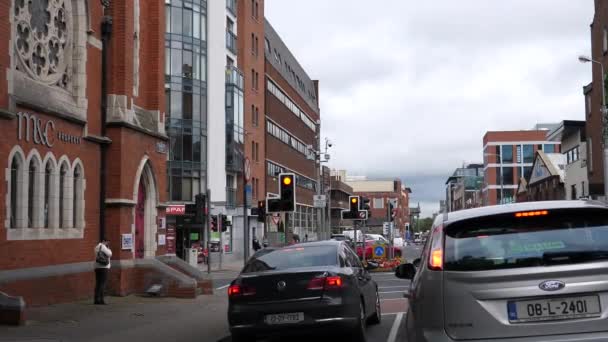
(263, 20), (321, 243)
(0, 1), (205, 315)
(583, 0), (608, 199)
(482, 130), (560, 206)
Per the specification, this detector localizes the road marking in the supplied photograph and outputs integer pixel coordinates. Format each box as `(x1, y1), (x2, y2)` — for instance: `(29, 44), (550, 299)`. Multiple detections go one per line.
(387, 312), (404, 342)
(379, 291), (406, 294)
(379, 286), (408, 289)
(216, 284), (230, 290)
(381, 298), (408, 301)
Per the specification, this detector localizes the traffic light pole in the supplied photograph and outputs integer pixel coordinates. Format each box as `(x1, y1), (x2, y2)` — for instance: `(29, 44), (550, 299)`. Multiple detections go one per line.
(206, 189), (211, 274)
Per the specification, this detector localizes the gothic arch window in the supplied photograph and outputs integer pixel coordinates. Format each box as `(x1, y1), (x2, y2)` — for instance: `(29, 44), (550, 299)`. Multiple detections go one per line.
(72, 163), (84, 229)
(59, 161), (69, 228)
(44, 160), (53, 228)
(9, 153), (24, 228)
(12, 0), (89, 119)
(27, 156), (41, 228)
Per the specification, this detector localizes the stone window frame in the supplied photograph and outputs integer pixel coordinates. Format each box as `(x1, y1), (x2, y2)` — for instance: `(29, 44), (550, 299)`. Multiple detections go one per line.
(5, 146), (86, 240)
(9, 0), (90, 120)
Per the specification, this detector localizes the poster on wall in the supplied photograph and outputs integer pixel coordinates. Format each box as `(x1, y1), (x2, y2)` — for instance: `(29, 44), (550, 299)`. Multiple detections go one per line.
(158, 216), (166, 230)
(158, 234), (166, 246)
(121, 234), (133, 250)
(166, 224), (176, 254)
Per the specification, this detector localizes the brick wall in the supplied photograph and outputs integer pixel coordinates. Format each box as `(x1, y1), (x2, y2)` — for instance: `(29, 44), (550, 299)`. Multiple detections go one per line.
(0, 0), (9, 109)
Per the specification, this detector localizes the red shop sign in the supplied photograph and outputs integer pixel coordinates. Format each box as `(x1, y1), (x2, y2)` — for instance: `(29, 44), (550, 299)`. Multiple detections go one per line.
(166, 205), (185, 216)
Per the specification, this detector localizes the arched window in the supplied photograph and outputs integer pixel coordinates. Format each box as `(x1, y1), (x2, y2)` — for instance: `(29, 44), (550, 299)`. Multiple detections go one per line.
(59, 163), (68, 228)
(10, 154), (23, 228)
(44, 161), (53, 228)
(73, 165), (82, 228)
(27, 159), (38, 228)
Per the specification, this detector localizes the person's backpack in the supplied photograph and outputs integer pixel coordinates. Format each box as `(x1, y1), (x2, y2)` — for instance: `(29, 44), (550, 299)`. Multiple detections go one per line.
(96, 250), (109, 266)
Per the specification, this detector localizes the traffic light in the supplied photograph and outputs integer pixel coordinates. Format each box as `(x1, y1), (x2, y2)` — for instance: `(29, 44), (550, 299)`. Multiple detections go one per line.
(349, 196), (360, 214)
(195, 193), (206, 224)
(221, 215), (232, 232)
(388, 201), (396, 222)
(211, 215), (218, 232)
(257, 201), (266, 222)
(279, 174), (295, 211)
(361, 197), (371, 218)
(267, 173), (296, 213)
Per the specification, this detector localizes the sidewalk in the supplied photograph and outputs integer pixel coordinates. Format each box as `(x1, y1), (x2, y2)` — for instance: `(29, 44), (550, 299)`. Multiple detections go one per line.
(2, 294), (230, 342)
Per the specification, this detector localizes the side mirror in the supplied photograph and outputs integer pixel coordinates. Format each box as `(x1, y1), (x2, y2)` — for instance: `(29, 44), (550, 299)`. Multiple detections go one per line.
(365, 260), (379, 270)
(395, 263), (416, 280)
(412, 258), (421, 268)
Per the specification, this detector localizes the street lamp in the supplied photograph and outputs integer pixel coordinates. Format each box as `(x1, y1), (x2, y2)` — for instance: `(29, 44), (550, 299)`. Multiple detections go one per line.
(484, 152), (505, 205)
(579, 55), (608, 200)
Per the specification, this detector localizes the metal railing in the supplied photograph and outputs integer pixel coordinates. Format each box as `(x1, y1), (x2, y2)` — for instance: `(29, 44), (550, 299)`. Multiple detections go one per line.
(226, 188), (237, 208)
(225, 65), (244, 88)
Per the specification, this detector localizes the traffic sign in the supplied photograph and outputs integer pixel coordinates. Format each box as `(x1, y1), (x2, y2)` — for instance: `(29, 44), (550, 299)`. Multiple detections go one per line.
(373, 245), (386, 258)
(313, 195), (326, 208)
(244, 157), (252, 182)
(358, 210), (367, 219)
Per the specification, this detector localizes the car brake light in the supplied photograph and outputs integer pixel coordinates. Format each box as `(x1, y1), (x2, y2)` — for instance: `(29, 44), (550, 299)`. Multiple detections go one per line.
(515, 210), (548, 218)
(428, 225), (444, 271)
(307, 276), (343, 290)
(228, 284), (256, 297)
(430, 249), (443, 270)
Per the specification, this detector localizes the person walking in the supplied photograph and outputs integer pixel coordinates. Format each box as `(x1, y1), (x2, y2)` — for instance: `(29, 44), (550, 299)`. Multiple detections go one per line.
(252, 236), (262, 252)
(94, 239), (112, 305)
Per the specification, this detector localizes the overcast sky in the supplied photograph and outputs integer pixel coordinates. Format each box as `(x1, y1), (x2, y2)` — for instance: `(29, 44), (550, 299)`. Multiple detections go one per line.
(265, 0), (595, 217)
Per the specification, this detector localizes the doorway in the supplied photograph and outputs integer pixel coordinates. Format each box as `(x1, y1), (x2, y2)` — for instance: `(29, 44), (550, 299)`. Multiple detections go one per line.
(135, 181), (146, 258)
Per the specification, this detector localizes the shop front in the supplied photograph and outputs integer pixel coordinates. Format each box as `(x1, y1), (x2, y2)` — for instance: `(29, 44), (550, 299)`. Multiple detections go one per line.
(165, 205), (206, 262)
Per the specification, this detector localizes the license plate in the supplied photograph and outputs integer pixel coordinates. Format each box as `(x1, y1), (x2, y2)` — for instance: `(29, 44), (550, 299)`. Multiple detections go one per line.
(265, 312), (304, 325)
(508, 295), (601, 323)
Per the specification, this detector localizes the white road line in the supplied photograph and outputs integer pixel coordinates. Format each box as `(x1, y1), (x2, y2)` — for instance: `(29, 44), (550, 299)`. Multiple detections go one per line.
(380, 298), (407, 301)
(216, 284), (230, 290)
(379, 286), (408, 289)
(379, 291), (406, 294)
(387, 312), (404, 342)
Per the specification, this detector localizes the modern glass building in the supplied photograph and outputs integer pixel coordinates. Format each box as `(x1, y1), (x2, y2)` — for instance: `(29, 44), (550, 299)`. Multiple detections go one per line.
(164, 0), (208, 258)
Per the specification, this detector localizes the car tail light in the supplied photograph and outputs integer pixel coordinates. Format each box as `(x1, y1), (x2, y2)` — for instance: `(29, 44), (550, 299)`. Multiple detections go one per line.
(428, 225), (444, 271)
(307, 276), (343, 290)
(228, 284), (256, 297)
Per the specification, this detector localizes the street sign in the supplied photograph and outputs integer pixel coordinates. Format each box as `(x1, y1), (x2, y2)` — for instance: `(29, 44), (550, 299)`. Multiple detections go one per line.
(358, 210), (368, 220)
(271, 215), (280, 225)
(383, 222), (390, 235)
(244, 157), (252, 182)
(245, 184), (252, 206)
(313, 195), (326, 208)
(373, 245), (386, 258)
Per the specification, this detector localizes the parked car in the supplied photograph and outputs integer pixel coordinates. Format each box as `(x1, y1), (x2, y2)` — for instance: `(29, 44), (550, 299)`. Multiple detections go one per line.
(331, 234), (355, 250)
(395, 200), (608, 342)
(228, 240), (380, 341)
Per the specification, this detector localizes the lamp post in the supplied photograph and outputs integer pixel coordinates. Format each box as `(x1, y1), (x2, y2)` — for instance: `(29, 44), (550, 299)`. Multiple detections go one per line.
(311, 138), (332, 240)
(579, 55), (608, 201)
(484, 153), (505, 205)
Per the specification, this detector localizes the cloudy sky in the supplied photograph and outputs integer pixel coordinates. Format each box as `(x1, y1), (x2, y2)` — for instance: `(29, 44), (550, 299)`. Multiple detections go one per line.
(266, 0), (595, 217)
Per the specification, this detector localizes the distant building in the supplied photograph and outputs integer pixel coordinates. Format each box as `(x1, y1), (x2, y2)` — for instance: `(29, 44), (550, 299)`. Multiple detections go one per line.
(328, 176), (353, 233)
(517, 151), (566, 202)
(445, 164), (484, 212)
(483, 130), (560, 206)
(345, 179), (411, 236)
(547, 121), (589, 200)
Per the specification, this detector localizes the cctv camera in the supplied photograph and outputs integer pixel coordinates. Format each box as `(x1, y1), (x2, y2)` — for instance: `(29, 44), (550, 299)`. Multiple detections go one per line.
(328, 142), (333, 148)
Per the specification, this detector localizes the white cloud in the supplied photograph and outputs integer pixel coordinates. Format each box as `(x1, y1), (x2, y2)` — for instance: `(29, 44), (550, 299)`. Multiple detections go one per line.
(265, 0), (594, 209)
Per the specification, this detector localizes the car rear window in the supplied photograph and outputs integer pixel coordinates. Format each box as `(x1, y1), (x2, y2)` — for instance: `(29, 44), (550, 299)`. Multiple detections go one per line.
(242, 245), (338, 273)
(444, 208), (608, 271)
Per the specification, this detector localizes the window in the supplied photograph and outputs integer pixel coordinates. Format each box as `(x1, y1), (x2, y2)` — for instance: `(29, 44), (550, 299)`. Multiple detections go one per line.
(543, 144), (556, 153)
(254, 1), (259, 19)
(251, 69), (255, 89)
(59, 163), (68, 228)
(27, 159), (38, 228)
(501, 167), (514, 185)
(522, 144), (534, 163)
(516, 145), (522, 163)
(501, 145), (513, 163)
(242, 245), (338, 273)
(73, 165), (83, 228)
(44, 161), (53, 228)
(9, 154), (23, 228)
(254, 107), (259, 127)
(251, 141), (255, 161)
(373, 198), (384, 209)
(255, 36), (259, 56)
(265, 38), (270, 54)
(571, 184), (577, 200)
(251, 33), (255, 53)
(587, 94), (592, 116)
(604, 27), (607, 53)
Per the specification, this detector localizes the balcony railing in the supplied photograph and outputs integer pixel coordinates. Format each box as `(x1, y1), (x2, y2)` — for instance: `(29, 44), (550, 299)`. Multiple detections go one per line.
(226, 30), (237, 55)
(226, 143), (244, 173)
(226, 66), (244, 89)
(226, 187), (237, 208)
(226, 0), (237, 15)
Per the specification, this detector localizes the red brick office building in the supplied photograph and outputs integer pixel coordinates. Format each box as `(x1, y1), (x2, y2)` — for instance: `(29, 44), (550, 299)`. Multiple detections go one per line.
(0, 1), (204, 314)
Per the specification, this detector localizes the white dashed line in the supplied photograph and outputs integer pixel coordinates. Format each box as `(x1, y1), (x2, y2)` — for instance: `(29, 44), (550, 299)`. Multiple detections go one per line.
(387, 312), (404, 342)
(379, 286), (408, 289)
(379, 291), (406, 294)
(216, 284), (230, 290)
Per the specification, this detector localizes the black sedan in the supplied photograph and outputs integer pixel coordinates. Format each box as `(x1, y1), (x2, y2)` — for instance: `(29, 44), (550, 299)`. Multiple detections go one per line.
(227, 240), (381, 342)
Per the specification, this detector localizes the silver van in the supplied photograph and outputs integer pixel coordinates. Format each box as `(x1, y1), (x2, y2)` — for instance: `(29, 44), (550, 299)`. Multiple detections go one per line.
(396, 200), (608, 342)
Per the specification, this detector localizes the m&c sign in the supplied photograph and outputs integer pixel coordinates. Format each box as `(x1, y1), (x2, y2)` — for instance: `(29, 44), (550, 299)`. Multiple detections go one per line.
(17, 112), (82, 147)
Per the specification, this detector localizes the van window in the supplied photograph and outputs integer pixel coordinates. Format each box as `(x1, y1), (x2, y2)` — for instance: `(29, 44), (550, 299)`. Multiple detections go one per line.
(444, 209), (608, 271)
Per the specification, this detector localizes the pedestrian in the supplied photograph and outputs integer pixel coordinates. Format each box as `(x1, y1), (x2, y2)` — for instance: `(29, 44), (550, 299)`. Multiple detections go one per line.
(252, 236), (261, 252)
(304, 233), (308, 242)
(292, 233), (300, 244)
(94, 239), (112, 305)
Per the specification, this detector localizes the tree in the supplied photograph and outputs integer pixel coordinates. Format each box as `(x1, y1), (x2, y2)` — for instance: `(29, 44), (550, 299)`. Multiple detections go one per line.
(415, 217), (434, 233)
